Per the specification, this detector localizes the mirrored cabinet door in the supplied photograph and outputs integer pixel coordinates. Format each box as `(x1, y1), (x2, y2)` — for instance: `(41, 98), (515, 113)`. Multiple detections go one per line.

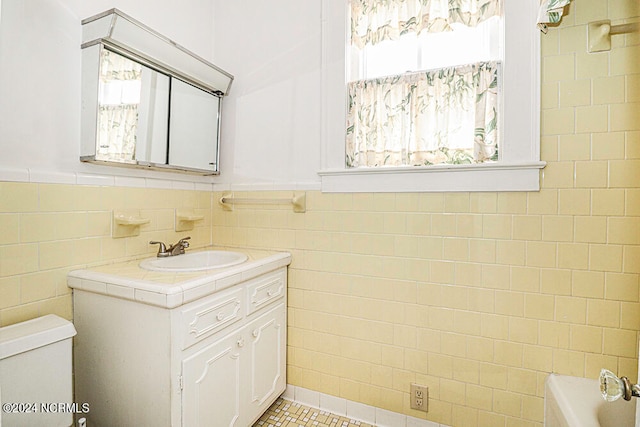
(96, 49), (170, 165)
(168, 79), (220, 172)
(82, 46), (223, 174)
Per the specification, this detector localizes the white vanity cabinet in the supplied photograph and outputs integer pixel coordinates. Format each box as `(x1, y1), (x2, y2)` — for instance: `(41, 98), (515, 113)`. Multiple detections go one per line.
(69, 252), (289, 427)
(182, 303), (285, 426)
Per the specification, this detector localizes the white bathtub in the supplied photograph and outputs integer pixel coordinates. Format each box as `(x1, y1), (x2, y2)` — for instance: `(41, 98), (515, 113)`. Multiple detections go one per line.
(545, 374), (637, 427)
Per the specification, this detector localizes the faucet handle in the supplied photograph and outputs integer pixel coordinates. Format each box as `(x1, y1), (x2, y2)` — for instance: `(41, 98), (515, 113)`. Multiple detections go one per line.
(149, 241), (170, 257)
(178, 236), (191, 248)
(600, 369), (640, 401)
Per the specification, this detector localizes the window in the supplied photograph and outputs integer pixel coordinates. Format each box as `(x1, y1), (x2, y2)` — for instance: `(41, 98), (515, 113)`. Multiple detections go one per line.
(319, 0), (545, 192)
(347, 2), (502, 168)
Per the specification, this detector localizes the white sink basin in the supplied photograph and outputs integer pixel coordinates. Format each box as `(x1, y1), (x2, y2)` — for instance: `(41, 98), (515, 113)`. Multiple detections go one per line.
(139, 250), (248, 272)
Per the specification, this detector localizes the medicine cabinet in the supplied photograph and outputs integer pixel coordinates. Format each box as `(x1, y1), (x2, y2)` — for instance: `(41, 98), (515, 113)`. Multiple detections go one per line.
(80, 9), (233, 175)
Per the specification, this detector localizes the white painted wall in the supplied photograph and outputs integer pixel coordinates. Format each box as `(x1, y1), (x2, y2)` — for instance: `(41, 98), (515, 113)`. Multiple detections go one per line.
(0, 0), (323, 188)
(0, 0), (542, 192)
(211, 0), (323, 190)
(0, 0), (217, 184)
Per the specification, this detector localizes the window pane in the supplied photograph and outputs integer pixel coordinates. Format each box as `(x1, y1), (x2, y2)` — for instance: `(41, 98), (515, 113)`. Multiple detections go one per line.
(358, 36), (418, 80)
(419, 17), (502, 70)
(350, 16), (502, 81)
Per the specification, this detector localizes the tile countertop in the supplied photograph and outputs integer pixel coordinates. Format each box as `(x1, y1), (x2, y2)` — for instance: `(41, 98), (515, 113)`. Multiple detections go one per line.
(67, 247), (292, 309)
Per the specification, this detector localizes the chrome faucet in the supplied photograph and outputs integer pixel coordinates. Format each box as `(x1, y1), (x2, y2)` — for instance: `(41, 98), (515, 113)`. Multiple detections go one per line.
(150, 236), (190, 257)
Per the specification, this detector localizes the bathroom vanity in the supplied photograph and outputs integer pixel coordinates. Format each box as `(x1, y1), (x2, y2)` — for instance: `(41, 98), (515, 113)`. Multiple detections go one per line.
(68, 247), (290, 427)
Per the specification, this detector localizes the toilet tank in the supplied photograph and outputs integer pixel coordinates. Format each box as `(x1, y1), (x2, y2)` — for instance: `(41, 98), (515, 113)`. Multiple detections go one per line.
(0, 314), (77, 427)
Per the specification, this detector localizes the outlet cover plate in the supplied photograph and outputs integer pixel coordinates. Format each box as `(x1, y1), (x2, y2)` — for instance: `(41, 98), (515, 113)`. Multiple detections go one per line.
(410, 383), (429, 412)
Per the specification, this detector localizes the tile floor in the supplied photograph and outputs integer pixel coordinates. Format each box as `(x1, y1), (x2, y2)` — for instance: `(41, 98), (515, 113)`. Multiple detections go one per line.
(254, 398), (375, 427)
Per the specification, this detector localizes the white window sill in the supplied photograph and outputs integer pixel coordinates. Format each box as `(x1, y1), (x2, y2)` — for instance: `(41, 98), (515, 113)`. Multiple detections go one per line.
(318, 161), (546, 193)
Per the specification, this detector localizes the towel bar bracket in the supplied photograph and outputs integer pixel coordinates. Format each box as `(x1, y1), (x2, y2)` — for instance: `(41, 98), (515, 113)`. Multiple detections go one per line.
(588, 20), (639, 53)
(219, 192), (306, 213)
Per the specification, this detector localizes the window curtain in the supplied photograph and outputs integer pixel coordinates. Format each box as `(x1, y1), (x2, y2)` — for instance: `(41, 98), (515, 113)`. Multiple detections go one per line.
(347, 0), (501, 168)
(351, 0), (501, 48)
(537, 0), (573, 33)
(346, 61), (499, 168)
(97, 50), (142, 162)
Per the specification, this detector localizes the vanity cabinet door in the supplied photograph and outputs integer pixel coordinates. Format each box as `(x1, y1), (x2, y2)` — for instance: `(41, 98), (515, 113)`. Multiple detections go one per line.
(181, 332), (243, 427)
(180, 270), (287, 427)
(247, 303), (287, 415)
(181, 303), (286, 427)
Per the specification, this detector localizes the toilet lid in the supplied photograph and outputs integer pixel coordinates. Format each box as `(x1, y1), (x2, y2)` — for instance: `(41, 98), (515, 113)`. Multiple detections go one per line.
(0, 314), (77, 360)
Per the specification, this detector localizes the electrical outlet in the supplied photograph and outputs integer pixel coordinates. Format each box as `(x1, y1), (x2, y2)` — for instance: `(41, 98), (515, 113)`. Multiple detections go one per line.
(410, 383), (428, 412)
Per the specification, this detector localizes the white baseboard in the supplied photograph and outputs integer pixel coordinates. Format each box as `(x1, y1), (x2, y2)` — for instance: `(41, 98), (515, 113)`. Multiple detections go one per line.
(282, 384), (449, 427)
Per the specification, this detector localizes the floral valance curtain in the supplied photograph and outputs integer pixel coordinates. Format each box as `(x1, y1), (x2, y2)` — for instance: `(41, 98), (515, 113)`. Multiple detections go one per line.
(351, 0), (501, 48)
(537, 0), (573, 33)
(346, 61), (499, 168)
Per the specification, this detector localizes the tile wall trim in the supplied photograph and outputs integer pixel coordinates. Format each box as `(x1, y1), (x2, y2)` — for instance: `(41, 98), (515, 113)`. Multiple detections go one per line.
(0, 166), (214, 192)
(282, 385), (448, 427)
(212, 181), (322, 192)
(0, 167), (323, 192)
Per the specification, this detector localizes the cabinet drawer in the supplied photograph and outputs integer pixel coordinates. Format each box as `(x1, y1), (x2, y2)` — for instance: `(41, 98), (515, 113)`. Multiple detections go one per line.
(246, 269), (286, 315)
(181, 287), (244, 349)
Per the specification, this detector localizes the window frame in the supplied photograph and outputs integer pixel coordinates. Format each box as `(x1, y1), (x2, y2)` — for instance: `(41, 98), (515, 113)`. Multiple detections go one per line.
(318, 0), (545, 193)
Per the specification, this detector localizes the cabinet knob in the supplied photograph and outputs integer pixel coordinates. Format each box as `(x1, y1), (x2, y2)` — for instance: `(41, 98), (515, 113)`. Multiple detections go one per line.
(267, 290), (273, 297)
(236, 338), (245, 348)
(216, 312), (225, 321)
(252, 329), (259, 338)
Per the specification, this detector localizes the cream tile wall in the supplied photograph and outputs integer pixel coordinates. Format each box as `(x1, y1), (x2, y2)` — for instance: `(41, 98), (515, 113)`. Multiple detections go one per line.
(212, 1), (640, 426)
(0, 183), (212, 326)
(214, 186), (640, 426)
